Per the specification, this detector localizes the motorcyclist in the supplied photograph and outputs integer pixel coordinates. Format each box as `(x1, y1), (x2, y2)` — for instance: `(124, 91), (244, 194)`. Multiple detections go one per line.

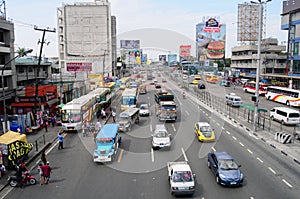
(182, 91), (186, 99)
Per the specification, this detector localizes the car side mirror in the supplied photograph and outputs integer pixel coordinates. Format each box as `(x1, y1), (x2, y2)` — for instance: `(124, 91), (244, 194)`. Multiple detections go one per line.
(193, 174), (196, 179)
(238, 165), (242, 168)
(213, 164), (217, 168)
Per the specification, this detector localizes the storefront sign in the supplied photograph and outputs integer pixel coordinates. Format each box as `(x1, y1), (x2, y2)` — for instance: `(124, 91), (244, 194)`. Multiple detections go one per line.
(8, 141), (33, 165)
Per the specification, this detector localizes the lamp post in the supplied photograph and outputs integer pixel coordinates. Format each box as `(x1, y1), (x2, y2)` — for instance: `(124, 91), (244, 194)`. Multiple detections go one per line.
(1, 49), (33, 133)
(251, 0), (272, 132)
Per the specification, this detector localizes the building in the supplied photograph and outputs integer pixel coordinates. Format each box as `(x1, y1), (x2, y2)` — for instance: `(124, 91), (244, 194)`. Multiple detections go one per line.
(57, 0), (113, 80)
(281, 0), (300, 88)
(231, 38), (286, 79)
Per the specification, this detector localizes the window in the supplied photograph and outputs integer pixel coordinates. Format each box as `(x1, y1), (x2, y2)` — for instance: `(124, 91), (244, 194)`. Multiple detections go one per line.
(28, 67), (33, 72)
(0, 31), (4, 43)
(19, 67), (25, 73)
(294, 42), (299, 55)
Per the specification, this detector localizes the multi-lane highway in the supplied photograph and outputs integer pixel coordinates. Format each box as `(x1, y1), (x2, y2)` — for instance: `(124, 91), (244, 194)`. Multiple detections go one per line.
(3, 69), (300, 199)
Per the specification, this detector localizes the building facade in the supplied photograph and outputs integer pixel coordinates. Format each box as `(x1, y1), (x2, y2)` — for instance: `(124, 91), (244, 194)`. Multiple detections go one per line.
(231, 38), (286, 78)
(57, 0), (113, 79)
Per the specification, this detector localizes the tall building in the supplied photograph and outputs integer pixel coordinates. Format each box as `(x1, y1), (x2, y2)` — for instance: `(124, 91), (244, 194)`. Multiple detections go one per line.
(57, 0), (113, 80)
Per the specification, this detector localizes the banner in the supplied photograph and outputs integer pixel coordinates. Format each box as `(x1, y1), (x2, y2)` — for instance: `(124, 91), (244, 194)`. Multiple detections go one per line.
(8, 141), (33, 165)
(66, 62), (92, 72)
(120, 40), (140, 49)
(180, 45), (191, 57)
(168, 54), (177, 66)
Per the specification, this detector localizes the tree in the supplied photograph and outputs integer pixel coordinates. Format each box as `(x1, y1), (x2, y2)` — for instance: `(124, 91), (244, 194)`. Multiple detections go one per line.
(16, 47), (30, 57)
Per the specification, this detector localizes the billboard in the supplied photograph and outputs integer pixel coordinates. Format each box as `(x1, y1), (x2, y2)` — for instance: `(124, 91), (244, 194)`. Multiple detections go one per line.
(141, 54), (147, 63)
(128, 49), (142, 64)
(196, 17), (226, 62)
(120, 40), (140, 49)
(66, 62), (92, 72)
(168, 54), (177, 66)
(180, 45), (191, 57)
(159, 55), (167, 62)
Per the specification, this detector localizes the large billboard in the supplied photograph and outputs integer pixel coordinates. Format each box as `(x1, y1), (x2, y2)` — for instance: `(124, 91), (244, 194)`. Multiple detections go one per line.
(66, 62), (92, 72)
(120, 40), (140, 49)
(128, 49), (142, 64)
(179, 45), (191, 57)
(168, 54), (177, 66)
(196, 17), (226, 62)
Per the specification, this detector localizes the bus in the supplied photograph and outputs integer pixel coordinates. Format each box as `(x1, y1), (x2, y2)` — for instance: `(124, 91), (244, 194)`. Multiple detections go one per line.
(61, 88), (110, 132)
(121, 88), (138, 111)
(266, 86), (300, 107)
(205, 74), (218, 83)
(242, 81), (268, 95)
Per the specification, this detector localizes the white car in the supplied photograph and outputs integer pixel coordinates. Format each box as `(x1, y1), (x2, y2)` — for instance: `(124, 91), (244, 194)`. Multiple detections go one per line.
(152, 124), (171, 149)
(139, 104), (150, 116)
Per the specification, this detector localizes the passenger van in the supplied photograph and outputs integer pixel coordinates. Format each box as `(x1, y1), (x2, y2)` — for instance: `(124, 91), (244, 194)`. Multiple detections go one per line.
(270, 107), (300, 125)
(226, 93), (243, 107)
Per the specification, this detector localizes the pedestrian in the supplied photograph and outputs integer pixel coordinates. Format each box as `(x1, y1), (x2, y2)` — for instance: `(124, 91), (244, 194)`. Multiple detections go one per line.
(112, 110), (116, 123)
(44, 119), (48, 132)
(58, 131), (64, 150)
(38, 163), (44, 185)
(95, 120), (102, 131)
(101, 108), (106, 119)
(51, 116), (56, 127)
(41, 151), (47, 165)
(41, 162), (52, 184)
(0, 164), (6, 178)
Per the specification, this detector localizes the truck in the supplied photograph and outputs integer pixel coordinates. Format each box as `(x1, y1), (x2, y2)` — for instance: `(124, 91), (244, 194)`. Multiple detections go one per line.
(167, 161), (195, 196)
(154, 90), (177, 121)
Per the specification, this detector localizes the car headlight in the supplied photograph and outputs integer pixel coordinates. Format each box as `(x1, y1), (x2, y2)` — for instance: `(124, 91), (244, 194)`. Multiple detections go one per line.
(240, 173), (243, 180)
(189, 186), (195, 190)
(219, 173), (226, 179)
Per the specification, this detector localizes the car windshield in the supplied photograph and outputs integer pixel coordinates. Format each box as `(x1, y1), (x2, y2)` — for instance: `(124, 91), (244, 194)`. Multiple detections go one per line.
(172, 171), (193, 182)
(200, 126), (212, 137)
(140, 105), (148, 110)
(154, 131), (168, 138)
(219, 159), (239, 170)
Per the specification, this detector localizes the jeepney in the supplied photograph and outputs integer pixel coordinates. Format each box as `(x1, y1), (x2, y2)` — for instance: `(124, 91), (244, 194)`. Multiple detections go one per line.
(93, 124), (121, 163)
(118, 108), (140, 132)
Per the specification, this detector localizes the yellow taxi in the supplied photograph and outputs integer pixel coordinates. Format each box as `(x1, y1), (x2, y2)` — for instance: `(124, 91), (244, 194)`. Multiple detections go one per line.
(192, 80), (199, 85)
(194, 122), (215, 142)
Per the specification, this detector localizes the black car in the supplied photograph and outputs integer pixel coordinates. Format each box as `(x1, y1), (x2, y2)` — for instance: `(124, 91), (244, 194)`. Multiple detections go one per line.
(198, 83), (205, 89)
(155, 84), (161, 89)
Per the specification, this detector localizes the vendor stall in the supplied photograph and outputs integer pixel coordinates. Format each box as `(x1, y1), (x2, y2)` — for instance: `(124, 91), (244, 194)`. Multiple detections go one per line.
(0, 131), (33, 170)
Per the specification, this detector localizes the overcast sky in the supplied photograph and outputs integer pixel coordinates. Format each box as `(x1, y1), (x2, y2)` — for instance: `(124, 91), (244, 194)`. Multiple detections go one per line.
(7, 0), (287, 58)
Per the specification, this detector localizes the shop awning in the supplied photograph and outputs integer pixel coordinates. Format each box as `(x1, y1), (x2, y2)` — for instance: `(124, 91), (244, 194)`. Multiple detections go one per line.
(47, 98), (59, 106)
(0, 131), (27, 145)
(58, 103), (65, 108)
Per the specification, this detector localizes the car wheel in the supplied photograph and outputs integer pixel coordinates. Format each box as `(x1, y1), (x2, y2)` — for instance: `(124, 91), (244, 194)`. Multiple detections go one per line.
(281, 120), (285, 125)
(271, 116), (274, 121)
(207, 161), (211, 168)
(286, 101), (290, 106)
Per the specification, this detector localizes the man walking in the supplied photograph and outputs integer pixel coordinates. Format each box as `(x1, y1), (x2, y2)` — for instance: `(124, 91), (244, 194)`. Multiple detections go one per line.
(112, 110), (117, 123)
(41, 162), (52, 184)
(58, 131), (64, 150)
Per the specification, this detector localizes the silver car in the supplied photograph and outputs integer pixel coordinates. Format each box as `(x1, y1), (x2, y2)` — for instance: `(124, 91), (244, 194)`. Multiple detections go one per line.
(139, 104), (150, 116)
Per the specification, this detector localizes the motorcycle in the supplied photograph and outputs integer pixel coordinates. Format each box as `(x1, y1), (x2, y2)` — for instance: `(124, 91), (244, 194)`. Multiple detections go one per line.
(182, 92), (186, 99)
(8, 171), (37, 187)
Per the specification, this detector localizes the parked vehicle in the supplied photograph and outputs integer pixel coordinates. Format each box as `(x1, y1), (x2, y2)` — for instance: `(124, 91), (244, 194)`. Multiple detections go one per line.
(226, 93), (243, 107)
(139, 104), (150, 116)
(221, 80), (230, 87)
(194, 122), (215, 142)
(198, 82), (206, 89)
(8, 171), (37, 187)
(152, 124), (171, 149)
(207, 151), (243, 186)
(167, 161), (195, 196)
(118, 108), (140, 132)
(270, 107), (300, 125)
(93, 124), (121, 163)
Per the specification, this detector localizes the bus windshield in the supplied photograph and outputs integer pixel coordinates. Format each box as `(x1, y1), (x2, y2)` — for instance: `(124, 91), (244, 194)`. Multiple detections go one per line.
(61, 110), (81, 123)
(122, 96), (136, 106)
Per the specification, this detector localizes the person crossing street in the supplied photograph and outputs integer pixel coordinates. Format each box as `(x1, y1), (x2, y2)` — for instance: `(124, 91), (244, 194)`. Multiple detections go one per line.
(58, 131), (64, 150)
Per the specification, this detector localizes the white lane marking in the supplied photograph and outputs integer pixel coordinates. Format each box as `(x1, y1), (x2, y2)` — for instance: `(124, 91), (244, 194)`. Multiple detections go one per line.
(216, 122), (220, 126)
(150, 124), (153, 132)
(205, 113), (208, 116)
(172, 124), (176, 132)
(239, 142), (244, 147)
(212, 147), (216, 152)
(221, 127), (225, 130)
(247, 149), (253, 154)
(226, 131), (231, 135)
(256, 157), (264, 163)
(250, 197), (255, 199)
(181, 147), (188, 162)
(151, 148), (154, 162)
(212, 119), (216, 123)
(282, 179), (293, 188)
(232, 136), (237, 140)
(185, 110), (190, 116)
(268, 167), (277, 175)
(202, 111), (205, 114)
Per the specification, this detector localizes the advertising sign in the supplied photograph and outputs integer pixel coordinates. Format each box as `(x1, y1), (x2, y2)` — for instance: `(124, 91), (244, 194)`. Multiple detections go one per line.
(168, 54), (177, 66)
(8, 141), (33, 166)
(128, 49), (142, 64)
(179, 45), (191, 57)
(196, 18), (226, 61)
(159, 55), (167, 62)
(120, 40), (140, 49)
(66, 62), (92, 72)
(141, 54), (147, 63)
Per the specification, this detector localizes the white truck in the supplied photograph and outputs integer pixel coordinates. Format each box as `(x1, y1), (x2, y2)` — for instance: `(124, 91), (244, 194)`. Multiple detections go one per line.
(167, 161), (195, 196)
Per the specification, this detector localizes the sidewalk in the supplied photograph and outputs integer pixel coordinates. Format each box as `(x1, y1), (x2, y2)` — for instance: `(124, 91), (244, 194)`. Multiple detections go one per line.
(0, 125), (61, 191)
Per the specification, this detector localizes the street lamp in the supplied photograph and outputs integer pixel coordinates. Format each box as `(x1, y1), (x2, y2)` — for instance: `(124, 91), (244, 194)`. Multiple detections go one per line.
(1, 49), (33, 133)
(250, 0), (272, 132)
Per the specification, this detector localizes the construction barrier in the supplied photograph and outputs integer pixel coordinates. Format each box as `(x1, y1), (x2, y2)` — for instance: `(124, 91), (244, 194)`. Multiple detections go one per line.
(274, 131), (293, 144)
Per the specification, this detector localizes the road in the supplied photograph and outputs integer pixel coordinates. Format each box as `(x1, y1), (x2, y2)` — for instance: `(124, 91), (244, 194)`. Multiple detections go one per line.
(2, 70), (300, 199)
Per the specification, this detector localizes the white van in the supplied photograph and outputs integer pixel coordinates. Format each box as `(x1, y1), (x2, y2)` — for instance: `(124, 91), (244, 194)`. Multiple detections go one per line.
(270, 107), (300, 125)
(226, 93), (243, 107)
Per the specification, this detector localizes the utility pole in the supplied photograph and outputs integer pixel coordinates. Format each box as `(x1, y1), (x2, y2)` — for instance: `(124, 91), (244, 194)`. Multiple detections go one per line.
(33, 26), (56, 119)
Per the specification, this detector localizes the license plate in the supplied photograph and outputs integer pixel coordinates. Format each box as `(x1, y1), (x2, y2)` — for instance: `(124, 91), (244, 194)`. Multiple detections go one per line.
(178, 187), (187, 190)
(230, 182), (237, 185)
(69, 128), (74, 130)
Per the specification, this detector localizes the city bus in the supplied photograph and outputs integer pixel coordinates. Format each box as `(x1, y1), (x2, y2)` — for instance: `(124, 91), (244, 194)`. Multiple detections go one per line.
(205, 74), (218, 83)
(266, 86), (300, 107)
(242, 81), (268, 95)
(61, 88), (110, 132)
(121, 88), (138, 111)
